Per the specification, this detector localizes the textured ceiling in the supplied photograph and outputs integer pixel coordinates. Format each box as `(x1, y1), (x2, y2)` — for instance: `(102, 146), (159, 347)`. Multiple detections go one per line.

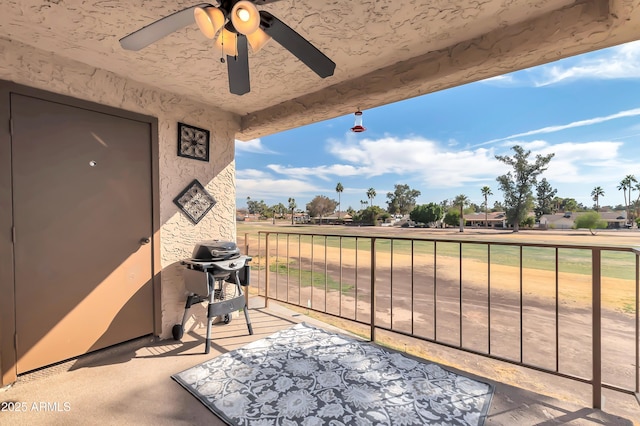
(1, 1), (640, 139)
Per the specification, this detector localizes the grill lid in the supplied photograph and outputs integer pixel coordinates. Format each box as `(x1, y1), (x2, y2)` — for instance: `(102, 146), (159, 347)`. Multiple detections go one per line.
(191, 240), (240, 261)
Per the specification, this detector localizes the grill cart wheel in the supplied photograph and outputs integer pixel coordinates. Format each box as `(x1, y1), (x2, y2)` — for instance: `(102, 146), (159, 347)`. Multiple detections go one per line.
(223, 313), (232, 324)
(172, 324), (184, 341)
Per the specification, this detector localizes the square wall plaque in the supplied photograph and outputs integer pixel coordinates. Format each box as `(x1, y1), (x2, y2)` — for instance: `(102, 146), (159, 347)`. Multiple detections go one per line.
(178, 122), (210, 161)
(173, 179), (217, 224)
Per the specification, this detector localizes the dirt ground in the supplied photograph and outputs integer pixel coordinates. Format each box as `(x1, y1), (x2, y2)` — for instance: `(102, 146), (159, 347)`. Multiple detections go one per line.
(238, 223), (640, 398)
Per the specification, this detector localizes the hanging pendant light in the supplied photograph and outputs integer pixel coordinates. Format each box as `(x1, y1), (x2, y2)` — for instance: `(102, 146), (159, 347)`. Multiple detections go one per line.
(350, 109), (366, 133)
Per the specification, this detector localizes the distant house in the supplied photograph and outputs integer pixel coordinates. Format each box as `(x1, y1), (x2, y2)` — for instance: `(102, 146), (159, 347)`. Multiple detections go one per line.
(463, 212), (508, 228)
(312, 211), (352, 224)
(539, 211), (627, 229)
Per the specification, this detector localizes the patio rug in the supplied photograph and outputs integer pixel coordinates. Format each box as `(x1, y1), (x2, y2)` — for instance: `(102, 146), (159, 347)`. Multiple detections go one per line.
(172, 323), (494, 425)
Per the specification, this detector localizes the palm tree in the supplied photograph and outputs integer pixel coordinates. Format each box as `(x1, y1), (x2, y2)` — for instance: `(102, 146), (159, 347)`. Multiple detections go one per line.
(618, 175), (636, 224)
(335, 182), (344, 219)
(288, 197), (296, 225)
(480, 186), (492, 227)
(366, 188), (376, 207)
(591, 186), (605, 210)
(453, 194), (470, 232)
(627, 175), (638, 218)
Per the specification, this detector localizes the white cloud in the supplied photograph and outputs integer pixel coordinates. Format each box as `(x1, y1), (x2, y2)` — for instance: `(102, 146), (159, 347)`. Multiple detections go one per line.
(235, 138), (277, 154)
(236, 169), (324, 202)
(472, 107), (640, 147)
(480, 74), (518, 86)
(511, 140), (629, 185)
(268, 136), (505, 188)
(267, 164), (367, 181)
(534, 40), (640, 86)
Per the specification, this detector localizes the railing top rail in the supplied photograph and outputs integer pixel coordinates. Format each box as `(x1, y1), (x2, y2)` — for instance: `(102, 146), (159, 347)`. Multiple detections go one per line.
(256, 230), (639, 252)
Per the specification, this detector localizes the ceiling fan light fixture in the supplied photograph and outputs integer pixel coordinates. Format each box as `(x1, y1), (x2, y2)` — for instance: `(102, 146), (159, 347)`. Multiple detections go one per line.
(194, 6), (225, 39)
(247, 28), (271, 53)
(231, 1), (260, 35)
(216, 28), (238, 57)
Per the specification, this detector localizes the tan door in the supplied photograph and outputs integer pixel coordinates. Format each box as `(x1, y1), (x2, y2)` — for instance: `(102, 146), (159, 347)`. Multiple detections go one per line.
(12, 94), (154, 374)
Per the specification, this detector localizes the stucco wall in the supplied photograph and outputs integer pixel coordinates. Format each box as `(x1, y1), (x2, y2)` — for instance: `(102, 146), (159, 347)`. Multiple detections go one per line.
(0, 37), (239, 339)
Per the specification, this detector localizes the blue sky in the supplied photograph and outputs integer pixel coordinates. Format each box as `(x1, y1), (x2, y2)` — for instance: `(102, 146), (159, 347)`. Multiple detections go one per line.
(236, 40), (640, 212)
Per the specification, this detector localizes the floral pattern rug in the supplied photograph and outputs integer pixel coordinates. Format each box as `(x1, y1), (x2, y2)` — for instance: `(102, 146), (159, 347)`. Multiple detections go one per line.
(172, 323), (493, 425)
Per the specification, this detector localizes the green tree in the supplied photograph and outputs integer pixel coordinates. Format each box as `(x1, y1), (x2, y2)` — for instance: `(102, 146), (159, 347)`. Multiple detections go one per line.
(288, 197), (297, 225)
(306, 195), (338, 224)
(335, 182), (344, 219)
(272, 203), (286, 218)
(563, 198), (579, 213)
(480, 186), (493, 227)
(366, 188), (377, 207)
(591, 186), (605, 210)
(534, 178), (557, 219)
(453, 194), (470, 232)
(410, 203), (443, 227)
(492, 200), (505, 212)
(247, 198), (269, 217)
(574, 211), (607, 235)
(386, 184), (422, 215)
(495, 145), (554, 232)
(443, 209), (460, 228)
(552, 196), (563, 212)
(355, 206), (384, 226)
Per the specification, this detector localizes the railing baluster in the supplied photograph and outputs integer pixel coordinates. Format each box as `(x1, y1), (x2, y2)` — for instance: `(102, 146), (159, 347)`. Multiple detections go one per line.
(310, 235), (314, 310)
(275, 233), (279, 301)
(355, 237), (359, 323)
(339, 236), (343, 317)
(257, 232), (262, 296)
(286, 234), (290, 303)
(635, 252), (640, 394)
(520, 245), (523, 364)
(488, 244), (491, 355)
(411, 240), (415, 336)
(556, 247), (559, 373)
(371, 237), (377, 342)
(264, 233), (270, 308)
(434, 241), (437, 341)
(325, 236), (328, 313)
(592, 248), (602, 409)
(298, 235), (302, 306)
(391, 239), (394, 330)
(460, 242), (463, 348)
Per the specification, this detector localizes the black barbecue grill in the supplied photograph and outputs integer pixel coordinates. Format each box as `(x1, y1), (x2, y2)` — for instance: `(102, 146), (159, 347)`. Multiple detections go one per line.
(173, 240), (253, 354)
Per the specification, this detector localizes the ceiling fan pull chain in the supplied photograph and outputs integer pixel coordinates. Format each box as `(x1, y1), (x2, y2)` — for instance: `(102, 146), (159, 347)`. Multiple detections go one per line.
(220, 30), (226, 63)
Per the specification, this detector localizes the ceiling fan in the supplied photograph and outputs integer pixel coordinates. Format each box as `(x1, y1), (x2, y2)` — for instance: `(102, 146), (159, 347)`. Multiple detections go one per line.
(119, 0), (336, 95)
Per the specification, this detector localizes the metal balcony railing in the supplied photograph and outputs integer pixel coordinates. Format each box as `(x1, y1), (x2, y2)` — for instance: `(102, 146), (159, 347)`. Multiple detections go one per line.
(243, 231), (640, 409)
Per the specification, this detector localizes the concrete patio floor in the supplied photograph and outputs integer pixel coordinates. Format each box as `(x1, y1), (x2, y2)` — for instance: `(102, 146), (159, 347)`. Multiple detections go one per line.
(1, 297), (638, 426)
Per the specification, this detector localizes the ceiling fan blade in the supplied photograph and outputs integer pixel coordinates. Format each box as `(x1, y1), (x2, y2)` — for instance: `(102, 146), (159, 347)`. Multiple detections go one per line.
(227, 34), (250, 95)
(120, 3), (212, 51)
(260, 11), (335, 78)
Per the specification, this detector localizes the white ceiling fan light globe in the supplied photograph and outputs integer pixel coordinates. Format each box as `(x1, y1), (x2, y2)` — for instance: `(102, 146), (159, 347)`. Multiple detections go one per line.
(215, 28), (238, 57)
(231, 1), (260, 35)
(247, 28), (271, 53)
(194, 6), (225, 39)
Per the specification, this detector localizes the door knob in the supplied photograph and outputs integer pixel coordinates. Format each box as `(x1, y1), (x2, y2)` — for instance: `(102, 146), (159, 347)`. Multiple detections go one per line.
(140, 238), (151, 245)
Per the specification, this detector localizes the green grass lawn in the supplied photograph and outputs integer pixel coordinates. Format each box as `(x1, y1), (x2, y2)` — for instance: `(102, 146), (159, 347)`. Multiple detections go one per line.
(243, 226), (636, 280)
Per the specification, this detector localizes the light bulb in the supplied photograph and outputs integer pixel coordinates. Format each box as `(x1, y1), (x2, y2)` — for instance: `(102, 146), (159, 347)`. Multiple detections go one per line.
(237, 8), (251, 22)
